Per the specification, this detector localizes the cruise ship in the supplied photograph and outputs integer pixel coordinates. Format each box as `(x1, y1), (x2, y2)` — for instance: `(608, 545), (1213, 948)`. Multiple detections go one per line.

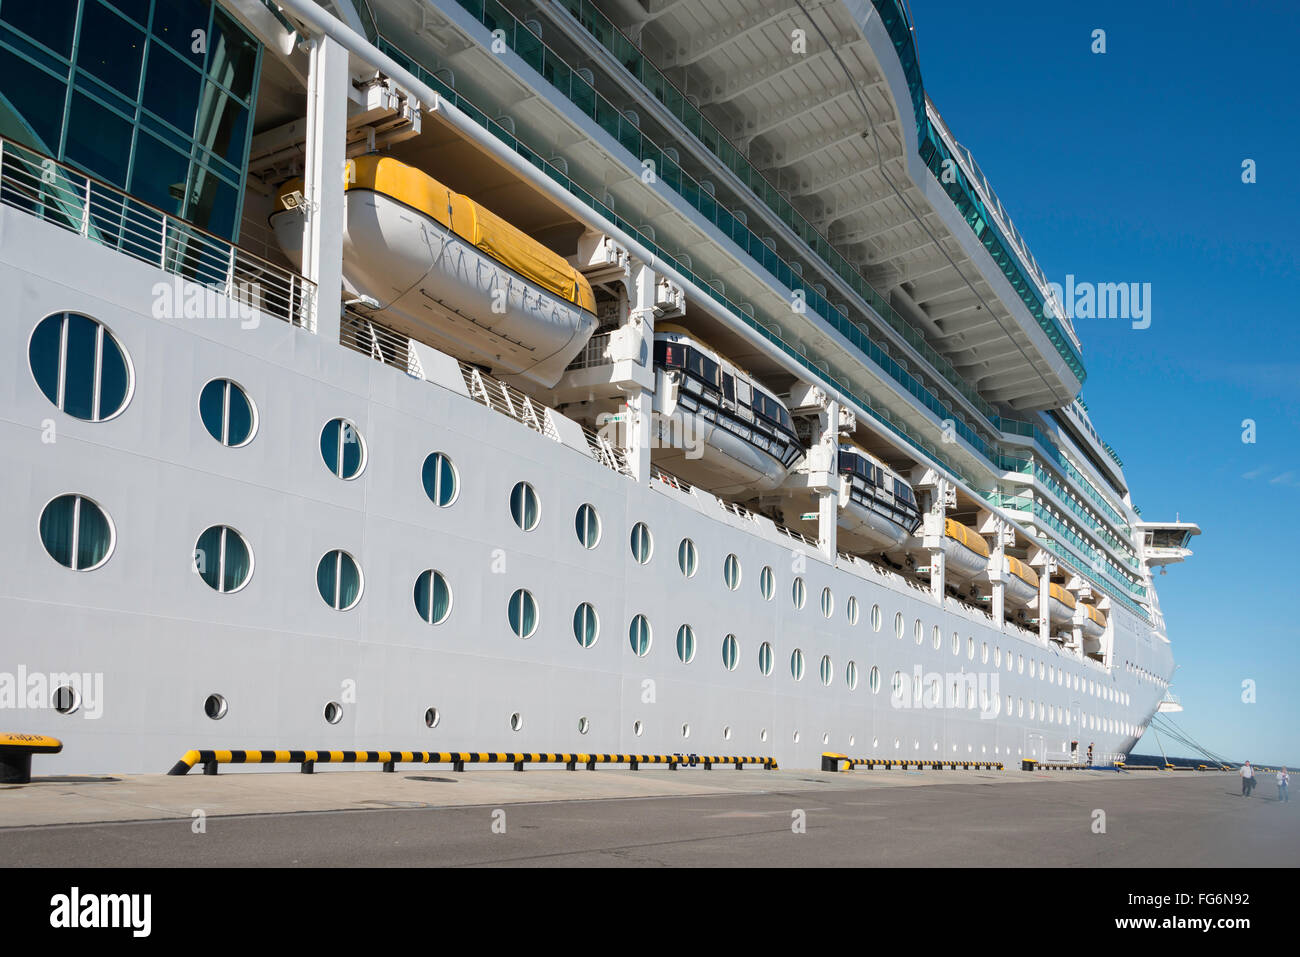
(0, 0), (1197, 773)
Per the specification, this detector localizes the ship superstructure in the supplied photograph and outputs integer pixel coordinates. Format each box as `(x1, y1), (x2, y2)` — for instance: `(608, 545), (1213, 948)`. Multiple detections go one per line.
(0, 0), (1193, 771)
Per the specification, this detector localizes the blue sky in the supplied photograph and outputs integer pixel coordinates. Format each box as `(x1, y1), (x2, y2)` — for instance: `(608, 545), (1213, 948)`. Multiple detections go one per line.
(912, 0), (1300, 766)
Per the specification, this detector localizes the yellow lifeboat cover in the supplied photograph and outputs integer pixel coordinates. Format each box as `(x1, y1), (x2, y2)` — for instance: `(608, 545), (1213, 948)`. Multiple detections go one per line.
(276, 156), (596, 314)
(1049, 582), (1077, 609)
(1005, 555), (1038, 589)
(944, 519), (990, 558)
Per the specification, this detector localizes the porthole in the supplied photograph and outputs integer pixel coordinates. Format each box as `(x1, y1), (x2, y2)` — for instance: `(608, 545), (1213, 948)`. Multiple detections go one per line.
(39, 494), (114, 571)
(790, 648), (805, 681)
(53, 685), (79, 715)
(414, 570), (452, 624)
(574, 504), (601, 548)
(681, 723), (691, 739)
(820, 586), (833, 618)
(846, 660), (858, 691)
(932, 625), (941, 650)
(194, 525), (253, 593)
(982, 642), (990, 664)
(28, 312), (132, 421)
(952, 631), (960, 656)
(633, 719), (644, 736)
(723, 726), (732, 741)
(819, 655), (833, 686)
(573, 602), (599, 647)
(422, 452), (458, 507)
(199, 378), (256, 447)
(675, 624), (696, 663)
(758, 641), (773, 676)
(760, 728), (769, 743)
(204, 694), (228, 720)
(578, 716), (590, 735)
(791, 577), (806, 609)
(915, 619), (923, 645)
(320, 418), (366, 479)
(510, 712), (523, 732)
(630, 522), (653, 564)
(823, 733), (831, 746)
(678, 538), (697, 577)
(723, 553), (741, 590)
(509, 481), (539, 531)
(892, 671), (904, 699)
(967, 636), (975, 660)
(759, 565), (774, 600)
(847, 596), (859, 625)
(721, 633), (738, 671)
(629, 614), (652, 656)
(507, 588), (538, 638)
(425, 707), (440, 728)
(324, 701), (343, 724)
(316, 550), (362, 610)
(870, 665), (881, 694)
(872, 603), (882, 632)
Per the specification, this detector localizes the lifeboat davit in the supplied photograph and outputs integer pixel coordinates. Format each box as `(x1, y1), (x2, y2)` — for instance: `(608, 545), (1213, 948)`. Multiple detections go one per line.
(833, 443), (920, 552)
(995, 555), (1039, 607)
(937, 518), (990, 580)
(1079, 602), (1107, 640)
(270, 156), (597, 388)
(651, 327), (803, 496)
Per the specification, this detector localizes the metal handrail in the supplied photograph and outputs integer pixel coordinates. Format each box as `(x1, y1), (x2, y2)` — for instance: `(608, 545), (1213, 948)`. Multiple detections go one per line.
(0, 135), (315, 330)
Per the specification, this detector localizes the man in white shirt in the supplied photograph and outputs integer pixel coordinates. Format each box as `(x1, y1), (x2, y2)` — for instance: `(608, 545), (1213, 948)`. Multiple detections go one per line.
(1240, 761), (1254, 797)
(1278, 769), (1289, 803)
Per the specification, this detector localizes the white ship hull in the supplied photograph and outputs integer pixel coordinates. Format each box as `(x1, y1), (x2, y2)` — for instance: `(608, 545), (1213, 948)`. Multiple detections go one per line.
(0, 208), (1173, 773)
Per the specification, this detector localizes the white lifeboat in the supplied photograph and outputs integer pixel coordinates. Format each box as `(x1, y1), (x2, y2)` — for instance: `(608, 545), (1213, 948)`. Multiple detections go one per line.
(937, 518), (990, 581)
(833, 443), (920, 552)
(996, 555), (1039, 607)
(651, 327), (802, 496)
(1030, 582), (1077, 633)
(1078, 602), (1107, 640)
(270, 156), (597, 389)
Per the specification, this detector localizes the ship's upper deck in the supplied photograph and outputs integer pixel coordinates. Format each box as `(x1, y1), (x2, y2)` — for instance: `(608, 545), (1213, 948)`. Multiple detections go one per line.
(568, 0), (1085, 410)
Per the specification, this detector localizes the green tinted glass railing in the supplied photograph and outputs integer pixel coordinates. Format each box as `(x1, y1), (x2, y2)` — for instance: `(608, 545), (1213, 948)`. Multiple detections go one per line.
(443, 0), (1001, 458)
(554, 0), (1084, 388)
(1034, 465), (1138, 566)
(1031, 504), (1145, 599)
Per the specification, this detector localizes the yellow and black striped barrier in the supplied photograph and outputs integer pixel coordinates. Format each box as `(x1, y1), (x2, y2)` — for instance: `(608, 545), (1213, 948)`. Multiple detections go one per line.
(167, 750), (779, 776)
(1022, 759), (1108, 771)
(822, 753), (1003, 773)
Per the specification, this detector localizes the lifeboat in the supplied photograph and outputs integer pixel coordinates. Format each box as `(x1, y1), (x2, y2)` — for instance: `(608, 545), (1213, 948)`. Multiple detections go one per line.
(995, 555), (1039, 607)
(651, 327), (803, 496)
(832, 443), (920, 552)
(1079, 602), (1107, 640)
(1031, 582), (1077, 633)
(270, 156), (597, 388)
(936, 518), (990, 580)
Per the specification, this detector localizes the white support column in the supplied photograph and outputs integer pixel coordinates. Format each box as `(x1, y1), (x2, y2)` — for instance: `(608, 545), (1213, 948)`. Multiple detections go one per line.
(301, 35), (349, 342)
(919, 475), (955, 608)
(814, 399), (839, 561)
(1031, 552), (1057, 645)
(621, 260), (657, 483)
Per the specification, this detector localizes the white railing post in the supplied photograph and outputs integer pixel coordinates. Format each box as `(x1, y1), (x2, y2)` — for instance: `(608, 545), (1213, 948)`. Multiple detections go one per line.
(80, 177), (91, 237)
(225, 244), (237, 299)
(159, 216), (168, 270)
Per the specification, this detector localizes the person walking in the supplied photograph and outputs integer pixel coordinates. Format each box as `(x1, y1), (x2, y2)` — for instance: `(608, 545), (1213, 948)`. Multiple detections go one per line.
(1086, 742), (1094, 767)
(1240, 760), (1254, 796)
(1278, 768), (1290, 803)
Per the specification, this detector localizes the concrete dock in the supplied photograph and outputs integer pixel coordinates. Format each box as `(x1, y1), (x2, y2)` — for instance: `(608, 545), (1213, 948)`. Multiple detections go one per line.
(1, 767), (1293, 866)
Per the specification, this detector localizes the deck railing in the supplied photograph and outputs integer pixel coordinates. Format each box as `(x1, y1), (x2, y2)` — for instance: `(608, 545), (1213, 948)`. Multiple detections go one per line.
(0, 136), (315, 330)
